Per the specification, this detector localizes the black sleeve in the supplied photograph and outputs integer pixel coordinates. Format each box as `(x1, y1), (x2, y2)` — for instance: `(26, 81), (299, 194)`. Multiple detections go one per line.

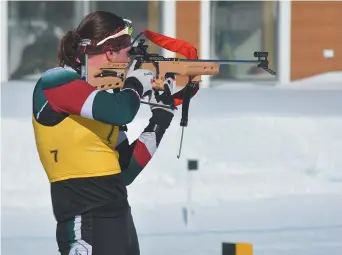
(116, 109), (174, 185)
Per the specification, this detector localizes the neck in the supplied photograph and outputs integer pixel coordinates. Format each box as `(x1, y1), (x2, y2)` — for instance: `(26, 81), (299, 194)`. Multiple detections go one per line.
(88, 54), (108, 67)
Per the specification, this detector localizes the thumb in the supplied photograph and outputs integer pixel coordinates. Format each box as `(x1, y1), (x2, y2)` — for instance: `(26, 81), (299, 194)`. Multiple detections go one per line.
(127, 59), (139, 73)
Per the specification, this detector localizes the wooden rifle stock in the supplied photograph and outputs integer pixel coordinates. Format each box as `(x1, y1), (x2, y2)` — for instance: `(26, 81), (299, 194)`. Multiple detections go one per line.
(86, 60), (219, 91)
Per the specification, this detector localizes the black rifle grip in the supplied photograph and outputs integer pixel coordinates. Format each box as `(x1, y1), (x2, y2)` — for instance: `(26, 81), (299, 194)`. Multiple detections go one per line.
(180, 82), (195, 127)
(134, 58), (142, 70)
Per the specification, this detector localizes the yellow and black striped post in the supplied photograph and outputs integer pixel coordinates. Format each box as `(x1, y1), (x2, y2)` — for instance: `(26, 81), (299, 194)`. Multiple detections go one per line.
(222, 242), (253, 255)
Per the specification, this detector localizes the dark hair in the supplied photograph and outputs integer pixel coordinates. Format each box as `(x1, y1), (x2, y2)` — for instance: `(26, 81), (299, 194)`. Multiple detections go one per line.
(58, 11), (131, 69)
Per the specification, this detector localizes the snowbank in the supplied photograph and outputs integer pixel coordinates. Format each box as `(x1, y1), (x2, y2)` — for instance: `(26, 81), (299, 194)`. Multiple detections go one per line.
(1, 74), (342, 255)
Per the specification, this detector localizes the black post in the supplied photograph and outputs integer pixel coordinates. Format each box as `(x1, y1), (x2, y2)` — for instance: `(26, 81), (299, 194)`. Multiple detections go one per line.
(222, 242), (253, 255)
(187, 159), (198, 171)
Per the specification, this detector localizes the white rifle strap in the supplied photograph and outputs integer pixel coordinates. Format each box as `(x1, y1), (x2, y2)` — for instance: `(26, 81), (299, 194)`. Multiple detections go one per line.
(81, 53), (89, 82)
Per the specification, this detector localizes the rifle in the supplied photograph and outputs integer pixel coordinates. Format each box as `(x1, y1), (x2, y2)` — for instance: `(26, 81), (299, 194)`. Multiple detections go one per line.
(78, 30), (276, 158)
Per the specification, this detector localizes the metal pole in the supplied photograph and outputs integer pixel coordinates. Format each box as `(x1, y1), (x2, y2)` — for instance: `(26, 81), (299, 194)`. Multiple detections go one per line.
(185, 159), (198, 228)
(186, 166), (192, 228)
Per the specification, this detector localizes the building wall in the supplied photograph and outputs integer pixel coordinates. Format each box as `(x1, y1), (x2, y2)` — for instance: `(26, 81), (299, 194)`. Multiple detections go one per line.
(176, 1), (201, 58)
(291, 1), (342, 80)
(3, 1), (341, 84)
(175, 1), (342, 83)
(175, 1), (201, 86)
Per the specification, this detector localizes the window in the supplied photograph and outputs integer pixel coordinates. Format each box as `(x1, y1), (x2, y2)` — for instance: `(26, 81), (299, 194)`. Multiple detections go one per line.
(210, 1), (278, 81)
(7, 1), (83, 81)
(7, 1), (164, 81)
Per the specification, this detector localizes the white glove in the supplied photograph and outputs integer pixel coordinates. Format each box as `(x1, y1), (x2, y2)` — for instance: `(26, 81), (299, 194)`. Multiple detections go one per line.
(149, 74), (175, 114)
(125, 59), (155, 97)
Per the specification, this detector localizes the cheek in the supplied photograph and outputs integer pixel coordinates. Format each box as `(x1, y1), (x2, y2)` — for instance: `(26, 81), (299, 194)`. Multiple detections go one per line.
(115, 51), (129, 61)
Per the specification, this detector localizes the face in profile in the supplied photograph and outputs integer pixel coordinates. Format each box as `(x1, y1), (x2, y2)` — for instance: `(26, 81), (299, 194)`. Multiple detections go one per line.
(110, 46), (132, 63)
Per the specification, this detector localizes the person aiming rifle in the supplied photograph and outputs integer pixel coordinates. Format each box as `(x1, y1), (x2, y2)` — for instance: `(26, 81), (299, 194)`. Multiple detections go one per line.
(32, 11), (179, 255)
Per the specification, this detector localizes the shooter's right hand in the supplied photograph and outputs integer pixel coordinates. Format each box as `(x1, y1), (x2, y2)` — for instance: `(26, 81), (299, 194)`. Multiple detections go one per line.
(124, 59), (154, 98)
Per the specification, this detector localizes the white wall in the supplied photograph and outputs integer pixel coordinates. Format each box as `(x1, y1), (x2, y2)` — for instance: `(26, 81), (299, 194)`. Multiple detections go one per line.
(200, 0), (210, 88)
(278, 0), (292, 83)
(1, 0), (8, 83)
(162, 0), (176, 58)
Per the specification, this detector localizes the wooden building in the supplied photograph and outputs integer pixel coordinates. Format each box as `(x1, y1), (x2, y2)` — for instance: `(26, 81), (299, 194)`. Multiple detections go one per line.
(2, 1), (341, 86)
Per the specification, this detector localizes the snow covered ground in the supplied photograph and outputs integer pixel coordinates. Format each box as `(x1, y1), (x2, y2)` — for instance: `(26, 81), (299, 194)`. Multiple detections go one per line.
(1, 72), (342, 255)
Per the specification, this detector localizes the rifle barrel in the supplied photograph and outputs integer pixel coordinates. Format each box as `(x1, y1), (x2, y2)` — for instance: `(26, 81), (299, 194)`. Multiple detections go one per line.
(178, 59), (260, 65)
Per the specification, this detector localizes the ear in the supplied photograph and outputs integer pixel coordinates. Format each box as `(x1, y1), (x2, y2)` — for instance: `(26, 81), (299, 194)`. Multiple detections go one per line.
(105, 51), (115, 61)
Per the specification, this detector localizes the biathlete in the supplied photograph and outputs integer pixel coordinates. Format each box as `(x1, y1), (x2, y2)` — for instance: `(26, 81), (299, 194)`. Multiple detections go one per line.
(32, 11), (177, 255)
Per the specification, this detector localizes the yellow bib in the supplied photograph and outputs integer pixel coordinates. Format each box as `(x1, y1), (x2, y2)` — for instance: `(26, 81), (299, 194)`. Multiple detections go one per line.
(32, 114), (121, 183)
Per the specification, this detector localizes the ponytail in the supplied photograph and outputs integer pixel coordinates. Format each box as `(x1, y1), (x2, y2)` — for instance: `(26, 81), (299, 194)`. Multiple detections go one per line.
(58, 30), (81, 69)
